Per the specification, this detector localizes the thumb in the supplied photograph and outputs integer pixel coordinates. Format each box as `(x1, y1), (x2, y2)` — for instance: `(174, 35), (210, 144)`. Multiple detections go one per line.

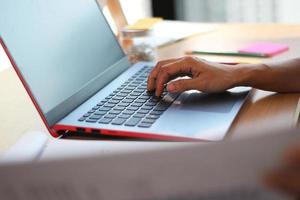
(167, 78), (198, 93)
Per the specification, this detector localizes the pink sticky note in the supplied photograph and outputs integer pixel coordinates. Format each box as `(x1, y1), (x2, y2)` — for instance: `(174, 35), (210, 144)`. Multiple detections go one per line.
(238, 43), (289, 57)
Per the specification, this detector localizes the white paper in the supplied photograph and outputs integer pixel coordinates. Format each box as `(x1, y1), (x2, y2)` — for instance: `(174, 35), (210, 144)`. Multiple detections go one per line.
(135, 20), (217, 47)
(0, 128), (298, 200)
(1, 131), (48, 163)
(41, 138), (188, 161)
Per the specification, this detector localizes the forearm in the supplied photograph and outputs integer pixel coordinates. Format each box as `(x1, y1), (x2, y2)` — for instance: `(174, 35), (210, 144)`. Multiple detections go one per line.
(233, 58), (300, 92)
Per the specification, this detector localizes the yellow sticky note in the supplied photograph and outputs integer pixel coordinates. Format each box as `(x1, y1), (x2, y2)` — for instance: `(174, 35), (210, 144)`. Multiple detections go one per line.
(126, 18), (163, 30)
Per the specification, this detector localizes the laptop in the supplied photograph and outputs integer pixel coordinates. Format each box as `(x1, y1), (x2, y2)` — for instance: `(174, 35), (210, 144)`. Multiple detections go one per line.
(0, 0), (249, 141)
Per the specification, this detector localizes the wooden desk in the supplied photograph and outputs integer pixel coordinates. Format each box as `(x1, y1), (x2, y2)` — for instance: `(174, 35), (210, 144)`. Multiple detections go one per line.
(0, 24), (299, 155)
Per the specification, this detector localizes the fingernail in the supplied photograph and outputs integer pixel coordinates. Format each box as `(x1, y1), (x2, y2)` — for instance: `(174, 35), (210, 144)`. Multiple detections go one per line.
(167, 84), (175, 92)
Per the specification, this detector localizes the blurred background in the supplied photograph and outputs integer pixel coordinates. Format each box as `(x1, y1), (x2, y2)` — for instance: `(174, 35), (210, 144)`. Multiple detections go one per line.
(115, 0), (300, 24)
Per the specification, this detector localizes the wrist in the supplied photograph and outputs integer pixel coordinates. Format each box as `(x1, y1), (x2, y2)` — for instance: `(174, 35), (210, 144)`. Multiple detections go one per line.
(231, 63), (271, 88)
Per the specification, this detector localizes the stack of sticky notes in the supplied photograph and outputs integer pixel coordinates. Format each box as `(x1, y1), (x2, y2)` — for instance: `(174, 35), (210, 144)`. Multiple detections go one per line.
(238, 43), (289, 57)
(126, 17), (163, 30)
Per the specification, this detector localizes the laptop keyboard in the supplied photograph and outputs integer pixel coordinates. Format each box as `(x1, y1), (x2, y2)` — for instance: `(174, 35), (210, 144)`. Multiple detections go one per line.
(78, 66), (180, 128)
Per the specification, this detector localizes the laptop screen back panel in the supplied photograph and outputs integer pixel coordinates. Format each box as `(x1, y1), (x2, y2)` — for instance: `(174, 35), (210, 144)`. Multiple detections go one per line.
(0, 0), (129, 129)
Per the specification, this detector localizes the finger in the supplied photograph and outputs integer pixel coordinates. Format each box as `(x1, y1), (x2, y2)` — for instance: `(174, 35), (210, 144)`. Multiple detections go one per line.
(147, 58), (181, 92)
(167, 78), (199, 93)
(154, 57), (197, 96)
(264, 168), (300, 196)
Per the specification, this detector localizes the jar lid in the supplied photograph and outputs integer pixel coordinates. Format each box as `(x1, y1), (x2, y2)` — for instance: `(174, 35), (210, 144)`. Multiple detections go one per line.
(121, 28), (151, 38)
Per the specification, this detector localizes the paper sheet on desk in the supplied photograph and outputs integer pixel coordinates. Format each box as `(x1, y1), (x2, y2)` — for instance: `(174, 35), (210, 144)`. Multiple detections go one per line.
(0, 128), (298, 200)
(41, 138), (187, 161)
(134, 20), (217, 48)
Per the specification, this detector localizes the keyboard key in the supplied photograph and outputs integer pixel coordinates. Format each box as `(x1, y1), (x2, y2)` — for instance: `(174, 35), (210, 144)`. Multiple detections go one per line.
(133, 114), (146, 118)
(126, 86), (136, 90)
(97, 102), (105, 106)
(139, 96), (151, 100)
(89, 115), (102, 120)
(99, 118), (112, 124)
(92, 106), (100, 110)
(112, 96), (123, 100)
(117, 93), (127, 97)
(129, 83), (139, 87)
(122, 99), (134, 103)
(99, 107), (111, 111)
(114, 106), (126, 111)
(125, 117), (142, 126)
(86, 119), (98, 123)
(126, 96), (137, 100)
(146, 115), (160, 120)
(131, 103), (143, 107)
(122, 89), (132, 94)
(118, 103), (130, 107)
(149, 97), (160, 103)
(111, 118), (127, 125)
(109, 110), (121, 115)
(137, 109), (150, 114)
(130, 92), (140, 96)
(103, 103), (115, 108)
(142, 92), (152, 97)
(123, 110), (135, 115)
(108, 99), (120, 104)
(135, 99), (147, 103)
(141, 105), (153, 110)
(134, 89), (144, 93)
(95, 110), (108, 115)
(101, 99), (108, 103)
(119, 114), (131, 119)
(153, 102), (170, 111)
(108, 94), (115, 98)
(115, 88), (122, 92)
(129, 84), (139, 87)
(88, 109), (96, 114)
(145, 102), (157, 106)
(150, 111), (163, 115)
(83, 113), (92, 117)
(137, 86), (147, 90)
(127, 106), (139, 111)
(78, 117), (86, 121)
(104, 114), (117, 119)
(138, 123), (152, 128)
(141, 119), (156, 124)
(105, 96), (112, 101)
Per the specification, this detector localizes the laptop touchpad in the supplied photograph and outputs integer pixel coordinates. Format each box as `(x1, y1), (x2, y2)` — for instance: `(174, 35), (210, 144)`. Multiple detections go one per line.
(178, 91), (245, 113)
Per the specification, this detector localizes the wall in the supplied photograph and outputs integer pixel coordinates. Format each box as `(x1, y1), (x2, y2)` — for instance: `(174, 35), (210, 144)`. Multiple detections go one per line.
(176, 0), (300, 23)
(120, 0), (152, 24)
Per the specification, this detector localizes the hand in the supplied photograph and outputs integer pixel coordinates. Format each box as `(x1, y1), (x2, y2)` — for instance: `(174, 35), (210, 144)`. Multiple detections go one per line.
(264, 141), (300, 198)
(147, 56), (240, 97)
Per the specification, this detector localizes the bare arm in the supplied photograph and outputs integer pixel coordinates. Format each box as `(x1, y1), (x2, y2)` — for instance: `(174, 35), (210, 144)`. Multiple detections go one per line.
(234, 58), (300, 93)
(147, 56), (300, 96)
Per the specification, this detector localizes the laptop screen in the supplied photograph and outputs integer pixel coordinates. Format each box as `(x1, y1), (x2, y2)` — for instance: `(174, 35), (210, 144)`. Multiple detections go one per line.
(0, 0), (129, 126)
